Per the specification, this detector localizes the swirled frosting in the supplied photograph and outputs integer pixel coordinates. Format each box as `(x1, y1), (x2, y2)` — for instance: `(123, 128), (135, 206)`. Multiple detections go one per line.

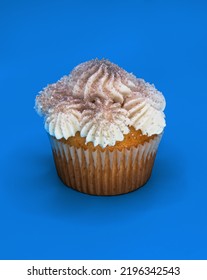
(44, 100), (82, 139)
(67, 59), (137, 103)
(35, 59), (166, 147)
(80, 100), (130, 147)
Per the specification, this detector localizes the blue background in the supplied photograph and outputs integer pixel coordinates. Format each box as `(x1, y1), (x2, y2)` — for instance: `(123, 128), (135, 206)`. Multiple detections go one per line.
(0, 0), (207, 260)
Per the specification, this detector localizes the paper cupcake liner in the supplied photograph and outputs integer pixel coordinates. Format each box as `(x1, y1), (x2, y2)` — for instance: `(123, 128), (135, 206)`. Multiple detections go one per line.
(49, 134), (162, 195)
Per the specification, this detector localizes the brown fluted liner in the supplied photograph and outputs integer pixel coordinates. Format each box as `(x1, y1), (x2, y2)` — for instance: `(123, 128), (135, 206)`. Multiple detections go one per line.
(49, 135), (162, 195)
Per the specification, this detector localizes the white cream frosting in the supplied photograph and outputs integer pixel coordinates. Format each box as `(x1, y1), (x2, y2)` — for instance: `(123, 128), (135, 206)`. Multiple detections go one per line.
(124, 96), (165, 136)
(68, 59), (137, 103)
(80, 100), (130, 147)
(35, 59), (166, 147)
(35, 76), (71, 116)
(44, 101), (82, 139)
(136, 79), (166, 111)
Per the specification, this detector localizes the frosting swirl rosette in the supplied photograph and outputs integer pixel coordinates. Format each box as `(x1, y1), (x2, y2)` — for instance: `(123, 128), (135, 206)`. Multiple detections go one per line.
(80, 99), (130, 147)
(67, 59), (137, 103)
(44, 99), (82, 140)
(35, 59), (166, 147)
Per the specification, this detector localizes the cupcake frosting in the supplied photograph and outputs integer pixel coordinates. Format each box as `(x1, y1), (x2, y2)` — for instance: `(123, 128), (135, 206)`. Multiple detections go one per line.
(44, 99), (82, 140)
(35, 59), (166, 147)
(80, 99), (130, 147)
(68, 59), (137, 103)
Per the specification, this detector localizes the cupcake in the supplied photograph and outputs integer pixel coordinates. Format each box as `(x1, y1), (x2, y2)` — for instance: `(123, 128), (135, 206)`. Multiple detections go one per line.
(35, 59), (166, 195)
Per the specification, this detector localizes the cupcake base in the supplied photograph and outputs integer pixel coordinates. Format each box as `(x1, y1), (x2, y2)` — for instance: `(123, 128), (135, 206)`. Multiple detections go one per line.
(49, 134), (162, 196)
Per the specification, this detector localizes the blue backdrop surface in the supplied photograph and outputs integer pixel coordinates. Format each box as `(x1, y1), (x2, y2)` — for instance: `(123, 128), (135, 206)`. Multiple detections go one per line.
(0, 0), (207, 259)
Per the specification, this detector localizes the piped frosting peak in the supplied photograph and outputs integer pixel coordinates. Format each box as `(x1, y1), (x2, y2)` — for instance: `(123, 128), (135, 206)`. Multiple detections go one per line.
(35, 59), (166, 147)
(80, 99), (130, 147)
(67, 59), (138, 103)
